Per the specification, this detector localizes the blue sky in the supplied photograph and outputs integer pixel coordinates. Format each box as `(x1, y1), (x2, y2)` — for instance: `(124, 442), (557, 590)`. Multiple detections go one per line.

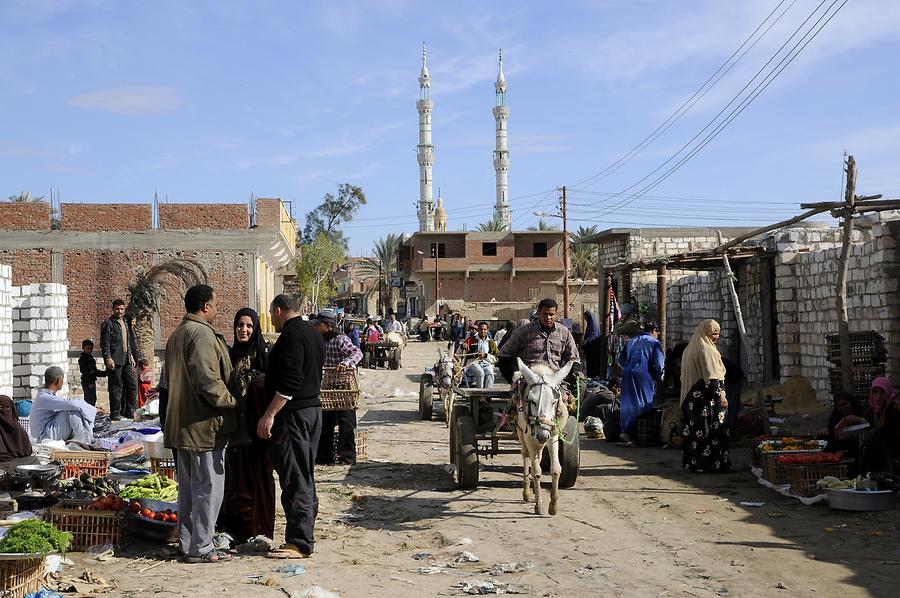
(1, 0), (898, 255)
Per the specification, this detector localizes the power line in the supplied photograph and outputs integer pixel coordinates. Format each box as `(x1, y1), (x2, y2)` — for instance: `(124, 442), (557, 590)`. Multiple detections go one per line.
(593, 0), (849, 219)
(570, 0), (797, 190)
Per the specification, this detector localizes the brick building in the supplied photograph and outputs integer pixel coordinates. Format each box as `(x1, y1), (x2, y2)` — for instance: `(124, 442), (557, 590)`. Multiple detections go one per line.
(398, 230), (571, 318)
(0, 199), (296, 358)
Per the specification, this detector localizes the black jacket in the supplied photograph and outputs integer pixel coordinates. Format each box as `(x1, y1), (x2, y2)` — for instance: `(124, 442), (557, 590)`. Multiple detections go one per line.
(100, 316), (141, 365)
(78, 352), (107, 385)
(265, 316), (325, 411)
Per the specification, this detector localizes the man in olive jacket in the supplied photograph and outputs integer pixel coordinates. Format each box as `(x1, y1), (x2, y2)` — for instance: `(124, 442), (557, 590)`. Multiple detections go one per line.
(164, 284), (237, 563)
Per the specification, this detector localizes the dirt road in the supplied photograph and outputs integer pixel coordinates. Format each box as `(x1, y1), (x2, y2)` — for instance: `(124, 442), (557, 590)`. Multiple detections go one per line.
(78, 340), (898, 598)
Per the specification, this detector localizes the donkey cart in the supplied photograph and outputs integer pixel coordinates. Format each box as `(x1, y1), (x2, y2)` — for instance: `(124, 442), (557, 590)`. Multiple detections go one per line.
(448, 385), (580, 490)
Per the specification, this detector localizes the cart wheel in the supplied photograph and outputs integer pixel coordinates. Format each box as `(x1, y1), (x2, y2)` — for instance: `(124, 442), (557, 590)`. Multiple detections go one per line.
(389, 348), (402, 370)
(558, 417), (580, 488)
(449, 404), (469, 465)
(361, 350), (371, 369)
(455, 415), (479, 489)
(419, 376), (434, 420)
(540, 417), (580, 488)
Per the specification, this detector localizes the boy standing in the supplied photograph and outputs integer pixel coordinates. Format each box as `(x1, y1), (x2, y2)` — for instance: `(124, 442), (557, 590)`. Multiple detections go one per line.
(78, 339), (107, 407)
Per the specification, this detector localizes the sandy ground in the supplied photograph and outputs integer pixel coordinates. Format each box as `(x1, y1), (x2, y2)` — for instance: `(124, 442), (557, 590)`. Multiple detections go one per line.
(69, 341), (899, 598)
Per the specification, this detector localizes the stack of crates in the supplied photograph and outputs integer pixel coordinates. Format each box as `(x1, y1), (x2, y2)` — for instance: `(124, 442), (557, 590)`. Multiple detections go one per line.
(826, 331), (886, 403)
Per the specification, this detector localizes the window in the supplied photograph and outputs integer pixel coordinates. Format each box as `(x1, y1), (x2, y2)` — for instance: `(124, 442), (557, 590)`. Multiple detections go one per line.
(528, 287), (540, 300)
(429, 242), (446, 258)
(482, 242), (497, 256)
(532, 242), (548, 258)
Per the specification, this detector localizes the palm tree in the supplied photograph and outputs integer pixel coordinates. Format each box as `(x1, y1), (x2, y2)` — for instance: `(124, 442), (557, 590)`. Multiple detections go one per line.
(357, 234), (401, 315)
(476, 217), (507, 232)
(8, 191), (45, 203)
(527, 219), (560, 231)
(127, 259), (208, 363)
(569, 225), (599, 280)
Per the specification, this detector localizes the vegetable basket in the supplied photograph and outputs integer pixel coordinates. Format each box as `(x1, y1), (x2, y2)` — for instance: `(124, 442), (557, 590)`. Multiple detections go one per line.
(51, 450), (111, 480)
(46, 499), (125, 551)
(128, 499), (178, 544)
(782, 460), (852, 498)
(0, 553), (46, 598)
(320, 368), (360, 411)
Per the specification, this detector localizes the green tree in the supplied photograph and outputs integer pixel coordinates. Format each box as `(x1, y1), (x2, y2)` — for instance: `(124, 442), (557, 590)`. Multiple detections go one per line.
(296, 235), (344, 310)
(357, 234), (401, 315)
(527, 219), (560, 231)
(301, 183), (366, 250)
(8, 191), (45, 203)
(569, 225), (599, 280)
(476, 217), (506, 232)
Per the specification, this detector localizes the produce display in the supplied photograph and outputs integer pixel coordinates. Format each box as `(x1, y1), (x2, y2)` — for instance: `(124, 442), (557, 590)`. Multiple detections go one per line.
(0, 520), (72, 554)
(131, 501), (178, 523)
(777, 452), (843, 464)
(84, 494), (129, 512)
(759, 438), (827, 452)
(53, 474), (121, 501)
(119, 474), (177, 501)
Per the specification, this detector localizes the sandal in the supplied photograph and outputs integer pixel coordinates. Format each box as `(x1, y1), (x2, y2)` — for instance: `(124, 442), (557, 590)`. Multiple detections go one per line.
(266, 543), (312, 559)
(184, 549), (232, 563)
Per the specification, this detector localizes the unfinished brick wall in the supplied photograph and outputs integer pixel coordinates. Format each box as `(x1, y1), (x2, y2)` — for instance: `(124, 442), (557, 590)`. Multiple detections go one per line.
(0, 265), (12, 396)
(159, 204), (247, 230)
(255, 199), (281, 228)
(12, 283), (69, 401)
(0, 249), (52, 286)
(0, 203), (50, 230)
(60, 204), (152, 231)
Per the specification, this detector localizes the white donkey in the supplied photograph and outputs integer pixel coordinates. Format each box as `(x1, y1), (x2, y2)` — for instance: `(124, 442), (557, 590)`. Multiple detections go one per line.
(515, 358), (573, 516)
(434, 350), (459, 424)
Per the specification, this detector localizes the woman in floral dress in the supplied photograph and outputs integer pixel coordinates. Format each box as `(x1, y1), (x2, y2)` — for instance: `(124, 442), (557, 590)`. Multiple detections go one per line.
(680, 319), (730, 473)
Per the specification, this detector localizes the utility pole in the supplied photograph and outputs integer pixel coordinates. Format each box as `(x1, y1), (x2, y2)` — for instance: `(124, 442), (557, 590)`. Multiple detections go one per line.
(836, 155), (857, 395)
(434, 246), (440, 315)
(560, 185), (570, 320)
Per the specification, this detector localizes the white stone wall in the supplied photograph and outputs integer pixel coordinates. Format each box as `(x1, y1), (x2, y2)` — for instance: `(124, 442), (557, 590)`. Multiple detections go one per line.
(0, 265), (12, 397)
(12, 283), (69, 400)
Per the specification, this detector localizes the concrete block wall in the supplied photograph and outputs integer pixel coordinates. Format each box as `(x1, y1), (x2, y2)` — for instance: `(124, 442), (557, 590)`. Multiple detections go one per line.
(0, 265), (12, 397)
(11, 283), (69, 400)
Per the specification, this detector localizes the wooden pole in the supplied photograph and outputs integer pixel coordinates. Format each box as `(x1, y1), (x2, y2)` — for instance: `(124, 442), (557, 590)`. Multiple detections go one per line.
(656, 264), (667, 349)
(836, 155), (857, 394)
(561, 186), (571, 319)
(717, 231), (771, 435)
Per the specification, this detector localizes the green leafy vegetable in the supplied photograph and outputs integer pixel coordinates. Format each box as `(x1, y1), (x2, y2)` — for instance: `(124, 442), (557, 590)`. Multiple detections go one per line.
(0, 520), (72, 554)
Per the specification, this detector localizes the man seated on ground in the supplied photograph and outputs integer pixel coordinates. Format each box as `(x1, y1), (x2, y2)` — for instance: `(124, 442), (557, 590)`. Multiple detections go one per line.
(463, 321), (499, 388)
(30, 366), (97, 443)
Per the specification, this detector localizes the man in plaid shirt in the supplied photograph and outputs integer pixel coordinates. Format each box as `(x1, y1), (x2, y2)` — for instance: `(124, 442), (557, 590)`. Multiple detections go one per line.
(312, 312), (363, 465)
(499, 298), (582, 383)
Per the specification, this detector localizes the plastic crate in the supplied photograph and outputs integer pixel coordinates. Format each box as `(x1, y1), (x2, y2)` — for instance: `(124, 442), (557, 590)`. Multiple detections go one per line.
(635, 408), (663, 446)
(0, 554), (45, 598)
(47, 499), (125, 551)
(51, 450), (111, 480)
(782, 460), (851, 498)
(16, 417), (29, 438)
(826, 331), (886, 365)
(150, 457), (176, 480)
(828, 366), (886, 398)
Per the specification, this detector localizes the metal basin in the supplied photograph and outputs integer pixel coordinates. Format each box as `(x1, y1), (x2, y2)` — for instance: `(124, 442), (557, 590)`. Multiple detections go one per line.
(827, 488), (897, 511)
(15, 464), (60, 478)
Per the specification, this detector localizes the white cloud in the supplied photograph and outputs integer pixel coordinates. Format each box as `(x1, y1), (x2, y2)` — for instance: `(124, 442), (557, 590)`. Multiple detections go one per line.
(67, 85), (185, 115)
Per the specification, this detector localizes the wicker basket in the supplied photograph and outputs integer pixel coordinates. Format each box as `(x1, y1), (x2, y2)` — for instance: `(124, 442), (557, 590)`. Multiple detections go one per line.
(320, 368), (360, 411)
(333, 427), (368, 462)
(0, 554), (46, 598)
(47, 499), (125, 551)
(150, 457), (177, 480)
(782, 460), (851, 498)
(51, 450), (111, 480)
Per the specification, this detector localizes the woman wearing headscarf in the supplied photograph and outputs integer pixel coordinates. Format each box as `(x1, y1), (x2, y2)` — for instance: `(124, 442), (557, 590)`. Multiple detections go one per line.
(581, 310), (604, 379)
(680, 319), (730, 473)
(863, 377), (900, 473)
(0, 395), (31, 459)
(617, 322), (665, 446)
(219, 308), (275, 545)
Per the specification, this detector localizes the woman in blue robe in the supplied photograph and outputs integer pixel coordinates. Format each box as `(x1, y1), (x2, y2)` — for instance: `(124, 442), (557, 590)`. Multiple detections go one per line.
(617, 322), (665, 445)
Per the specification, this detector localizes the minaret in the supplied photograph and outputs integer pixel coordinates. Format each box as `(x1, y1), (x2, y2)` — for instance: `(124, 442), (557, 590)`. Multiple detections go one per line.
(492, 50), (511, 230)
(417, 44), (435, 231)
(435, 189), (447, 231)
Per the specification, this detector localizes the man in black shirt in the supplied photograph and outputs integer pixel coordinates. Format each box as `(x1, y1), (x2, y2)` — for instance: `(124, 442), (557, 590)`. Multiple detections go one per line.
(77, 339), (107, 407)
(100, 299), (140, 420)
(257, 294), (325, 559)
